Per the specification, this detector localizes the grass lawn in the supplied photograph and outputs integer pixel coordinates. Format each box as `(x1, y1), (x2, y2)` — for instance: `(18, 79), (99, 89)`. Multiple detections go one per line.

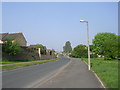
(81, 58), (118, 88)
(1, 58), (59, 71)
(0, 60), (34, 64)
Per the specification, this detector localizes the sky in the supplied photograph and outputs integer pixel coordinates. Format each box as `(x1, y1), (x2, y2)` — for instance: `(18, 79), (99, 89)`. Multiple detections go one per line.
(2, 2), (118, 51)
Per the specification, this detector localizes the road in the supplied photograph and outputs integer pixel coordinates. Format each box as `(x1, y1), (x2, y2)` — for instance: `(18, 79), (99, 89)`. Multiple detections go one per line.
(2, 55), (70, 88)
(35, 58), (104, 88)
(2, 55), (104, 88)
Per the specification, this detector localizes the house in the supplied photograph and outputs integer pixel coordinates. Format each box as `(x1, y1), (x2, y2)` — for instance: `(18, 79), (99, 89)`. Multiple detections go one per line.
(0, 32), (27, 46)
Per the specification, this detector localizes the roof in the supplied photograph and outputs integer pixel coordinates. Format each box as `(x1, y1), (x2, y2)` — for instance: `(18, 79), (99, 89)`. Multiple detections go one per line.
(0, 33), (8, 40)
(0, 32), (27, 42)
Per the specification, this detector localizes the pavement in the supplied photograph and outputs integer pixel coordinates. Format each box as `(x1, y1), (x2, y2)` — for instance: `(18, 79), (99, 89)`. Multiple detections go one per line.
(35, 58), (104, 88)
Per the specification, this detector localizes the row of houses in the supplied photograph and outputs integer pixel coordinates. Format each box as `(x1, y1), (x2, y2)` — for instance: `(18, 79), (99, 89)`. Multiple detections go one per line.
(0, 32), (56, 60)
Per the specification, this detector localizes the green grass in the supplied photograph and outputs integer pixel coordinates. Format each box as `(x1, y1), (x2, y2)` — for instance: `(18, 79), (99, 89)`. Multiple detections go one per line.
(81, 58), (118, 88)
(1, 58), (59, 71)
(0, 60), (34, 64)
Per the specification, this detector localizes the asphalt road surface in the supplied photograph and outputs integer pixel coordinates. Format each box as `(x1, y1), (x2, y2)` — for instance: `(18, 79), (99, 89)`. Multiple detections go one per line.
(2, 55), (70, 88)
(2, 55), (104, 88)
(35, 58), (104, 88)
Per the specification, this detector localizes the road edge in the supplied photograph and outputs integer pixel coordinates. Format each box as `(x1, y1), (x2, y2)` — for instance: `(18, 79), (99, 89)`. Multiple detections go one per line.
(1, 58), (59, 72)
(83, 60), (106, 88)
(31, 59), (72, 88)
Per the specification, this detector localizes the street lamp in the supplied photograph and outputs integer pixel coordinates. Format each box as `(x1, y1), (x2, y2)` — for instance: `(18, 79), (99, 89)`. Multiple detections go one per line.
(80, 20), (91, 70)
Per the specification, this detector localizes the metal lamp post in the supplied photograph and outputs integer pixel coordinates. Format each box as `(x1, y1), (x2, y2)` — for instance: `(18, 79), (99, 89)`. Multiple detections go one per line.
(80, 20), (91, 70)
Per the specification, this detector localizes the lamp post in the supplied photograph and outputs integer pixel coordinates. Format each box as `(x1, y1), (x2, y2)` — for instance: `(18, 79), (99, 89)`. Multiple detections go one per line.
(80, 20), (91, 70)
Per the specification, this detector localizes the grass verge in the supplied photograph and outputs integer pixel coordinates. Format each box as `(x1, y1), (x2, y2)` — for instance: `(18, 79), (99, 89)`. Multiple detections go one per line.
(81, 58), (118, 88)
(1, 58), (59, 71)
(0, 60), (34, 64)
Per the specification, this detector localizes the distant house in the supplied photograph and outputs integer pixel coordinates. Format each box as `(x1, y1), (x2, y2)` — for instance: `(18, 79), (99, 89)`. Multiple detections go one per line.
(0, 32), (27, 46)
(46, 49), (51, 55)
(98, 55), (104, 58)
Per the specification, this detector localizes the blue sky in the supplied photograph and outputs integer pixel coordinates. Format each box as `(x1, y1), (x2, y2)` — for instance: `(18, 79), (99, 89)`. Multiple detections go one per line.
(2, 2), (118, 51)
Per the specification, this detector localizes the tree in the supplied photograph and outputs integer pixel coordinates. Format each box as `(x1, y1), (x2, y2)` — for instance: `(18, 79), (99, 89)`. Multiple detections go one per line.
(70, 44), (87, 58)
(63, 41), (72, 53)
(90, 45), (95, 52)
(2, 37), (20, 56)
(118, 35), (120, 59)
(92, 33), (118, 59)
(32, 44), (47, 55)
(51, 49), (55, 53)
(89, 45), (98, 58)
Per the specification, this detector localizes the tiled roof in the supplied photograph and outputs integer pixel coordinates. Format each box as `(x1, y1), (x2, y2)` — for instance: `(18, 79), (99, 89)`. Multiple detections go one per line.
(0, 32), (27, 42)
(0, 33), (9, 40)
